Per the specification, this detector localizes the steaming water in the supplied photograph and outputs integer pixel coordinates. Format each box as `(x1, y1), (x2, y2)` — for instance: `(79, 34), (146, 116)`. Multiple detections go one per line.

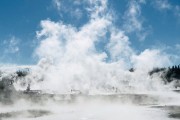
(1, 0), (180, 119)
(0, 102), (170, 120)
(1, 92), (180, 120)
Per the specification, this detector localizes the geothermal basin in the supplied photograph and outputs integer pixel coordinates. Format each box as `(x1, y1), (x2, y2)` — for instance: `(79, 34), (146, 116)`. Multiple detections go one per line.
(1, 91), (180, 120)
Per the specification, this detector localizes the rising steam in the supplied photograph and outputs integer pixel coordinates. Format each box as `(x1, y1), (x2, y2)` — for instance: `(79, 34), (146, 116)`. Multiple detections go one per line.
(13, 0), (170, 94)
(1, 1), (180, 120)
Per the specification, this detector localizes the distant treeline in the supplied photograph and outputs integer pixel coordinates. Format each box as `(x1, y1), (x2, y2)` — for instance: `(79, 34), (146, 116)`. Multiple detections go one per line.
(166, 65), (180, 82)
(0, 68), (29, 91)
(149, 64), (180, 83)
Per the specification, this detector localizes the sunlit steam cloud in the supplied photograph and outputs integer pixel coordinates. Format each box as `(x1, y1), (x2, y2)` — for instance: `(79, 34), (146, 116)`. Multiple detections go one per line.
(1, 1), (180, 120)
(31, 0), (173, 93)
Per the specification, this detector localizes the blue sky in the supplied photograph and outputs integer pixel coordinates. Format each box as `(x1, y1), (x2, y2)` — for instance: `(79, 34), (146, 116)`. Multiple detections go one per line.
(0, 0), (180, 65)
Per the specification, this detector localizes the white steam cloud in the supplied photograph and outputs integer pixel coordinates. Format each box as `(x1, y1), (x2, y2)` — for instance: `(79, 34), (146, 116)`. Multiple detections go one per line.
(27, 0), (174, 94)
(1, 1), (180, 120)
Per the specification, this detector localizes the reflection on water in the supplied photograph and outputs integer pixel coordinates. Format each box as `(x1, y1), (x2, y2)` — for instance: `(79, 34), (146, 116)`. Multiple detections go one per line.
(0, 110), (51, 119)
(0, 93), (180, 120)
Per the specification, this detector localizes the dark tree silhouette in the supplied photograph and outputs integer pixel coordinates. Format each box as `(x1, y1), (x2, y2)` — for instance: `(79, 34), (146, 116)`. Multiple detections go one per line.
(149, 65), (180, 85)
(129, 68), (135, 72)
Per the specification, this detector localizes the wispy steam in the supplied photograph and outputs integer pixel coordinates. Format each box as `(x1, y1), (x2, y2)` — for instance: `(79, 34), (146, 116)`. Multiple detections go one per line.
(28, 0), (174, 93)
(152, 0), (172, 11)
(4, 36), (20, 54)
(1, 1), (180, 120)
(123, 0), (150, 41)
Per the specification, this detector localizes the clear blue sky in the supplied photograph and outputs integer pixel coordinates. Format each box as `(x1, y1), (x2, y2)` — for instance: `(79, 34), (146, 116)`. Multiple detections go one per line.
(0, 0), (180, 65)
